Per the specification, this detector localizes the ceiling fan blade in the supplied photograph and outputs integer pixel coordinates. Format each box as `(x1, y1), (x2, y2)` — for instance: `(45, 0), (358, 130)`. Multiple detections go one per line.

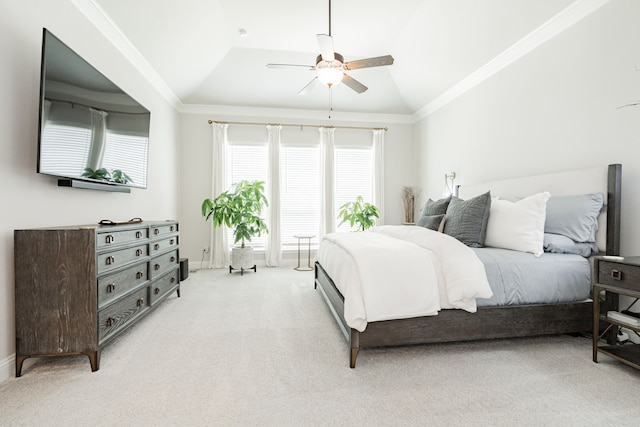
(344, 55), (394, 70)
(266, 63), (315, 70)
(342, 74), (368, 94)
(316, 34), (335, 62)
(298, 77), (318, 95)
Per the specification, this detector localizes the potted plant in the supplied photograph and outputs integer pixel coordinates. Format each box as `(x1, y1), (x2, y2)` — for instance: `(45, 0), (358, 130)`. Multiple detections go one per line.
(337, 195), (381, 231)
(201, 180), (269, 273)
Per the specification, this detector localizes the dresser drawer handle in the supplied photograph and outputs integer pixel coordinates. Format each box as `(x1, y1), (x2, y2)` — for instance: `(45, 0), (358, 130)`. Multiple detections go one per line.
(136, 271), (144, 280)
(106, 317), (116, 327)
(170, 239), (175, 245)
(154, 229), (160, 235)
(170, 226), (175, 232)
(170, 256), (176, 263)
(171, 277), (176, 284)
(154, 244), (160, 250)
(136, 231), (142, 239)
(106, 256), (115, 265)
(154, 287), (160, 295)
(106, 284), (116, 293)
(105, 234), (115, 244)
(154, 264), (160, 271)
(137, 298), (145, 307)
(136, 249), (143, 257)
(611, 269), (623, 280)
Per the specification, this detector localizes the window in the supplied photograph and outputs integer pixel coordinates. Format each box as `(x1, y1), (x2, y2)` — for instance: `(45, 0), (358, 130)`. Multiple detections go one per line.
(225, 142), (268, 248)
(219, 126), (378, 250)
(334, 146), (374, 232)
(280, 145), (320, 246)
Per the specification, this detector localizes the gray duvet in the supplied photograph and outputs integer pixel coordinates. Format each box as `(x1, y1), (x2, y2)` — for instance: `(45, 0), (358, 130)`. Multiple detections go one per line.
(473, 248), (591, 307)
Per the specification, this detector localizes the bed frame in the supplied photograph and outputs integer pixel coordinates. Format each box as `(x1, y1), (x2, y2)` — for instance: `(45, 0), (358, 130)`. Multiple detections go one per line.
(315, 164), (622, 368)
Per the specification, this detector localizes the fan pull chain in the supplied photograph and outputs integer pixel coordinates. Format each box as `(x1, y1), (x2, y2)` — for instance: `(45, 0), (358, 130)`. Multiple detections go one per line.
(328, 87), (333, 119)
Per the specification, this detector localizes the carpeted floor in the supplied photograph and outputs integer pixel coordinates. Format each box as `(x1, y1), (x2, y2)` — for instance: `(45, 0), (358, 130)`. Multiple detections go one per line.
(2, 266), (640, 426)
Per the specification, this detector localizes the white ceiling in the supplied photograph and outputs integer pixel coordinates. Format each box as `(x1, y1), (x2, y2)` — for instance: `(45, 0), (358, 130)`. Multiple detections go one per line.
(93, 0), (579, 116)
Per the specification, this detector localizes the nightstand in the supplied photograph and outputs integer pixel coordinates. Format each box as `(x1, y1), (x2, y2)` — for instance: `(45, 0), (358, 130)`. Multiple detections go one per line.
(593, 256), (640, 369)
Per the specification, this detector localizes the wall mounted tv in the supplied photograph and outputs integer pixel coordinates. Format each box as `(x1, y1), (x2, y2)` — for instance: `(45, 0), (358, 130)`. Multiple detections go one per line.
(37, 28), (150, 192)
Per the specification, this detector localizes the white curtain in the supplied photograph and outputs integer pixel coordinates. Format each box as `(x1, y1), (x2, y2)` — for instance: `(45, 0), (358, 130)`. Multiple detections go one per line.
(319, 127), (336, 238)
(265, 125), (282, 266)
(372, 129), (385, 225)
(208, 122), (229, 268)
(86, 108), (108, 170)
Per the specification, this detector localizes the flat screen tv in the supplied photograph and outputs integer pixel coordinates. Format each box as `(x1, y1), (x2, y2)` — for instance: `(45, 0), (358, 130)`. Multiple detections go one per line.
(37, 28), (150, 192)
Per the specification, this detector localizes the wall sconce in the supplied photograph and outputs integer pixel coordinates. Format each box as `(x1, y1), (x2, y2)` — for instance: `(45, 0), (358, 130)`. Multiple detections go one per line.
(443, 172), (456, 197)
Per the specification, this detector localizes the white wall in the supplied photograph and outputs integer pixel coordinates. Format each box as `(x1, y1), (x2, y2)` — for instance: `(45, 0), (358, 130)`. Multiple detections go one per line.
(0, 1), (181, 381)
(415, 0), (640, 255)
(179, 110), (416, 267)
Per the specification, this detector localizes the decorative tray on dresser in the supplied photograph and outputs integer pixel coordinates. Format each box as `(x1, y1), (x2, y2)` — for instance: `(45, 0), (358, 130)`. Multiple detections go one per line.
(14, 220), (180, 376)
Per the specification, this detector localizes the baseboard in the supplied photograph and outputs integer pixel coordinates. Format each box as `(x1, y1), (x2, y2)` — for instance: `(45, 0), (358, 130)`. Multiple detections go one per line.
(0, 353), (14, 382)
(193, 250), (316, 271)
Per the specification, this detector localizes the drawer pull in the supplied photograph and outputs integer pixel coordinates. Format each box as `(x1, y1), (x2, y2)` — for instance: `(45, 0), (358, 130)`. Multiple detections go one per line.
(171, 277), (176, 284)
(136, 271), (144, 280)
(154, 244), (160, 250)
(154, 229), (160, 235)
(105, 235), (115, 244)
(154, 264), (160, 271)
(137, 298), (145, 307)
(106, 284), (116, 293)
(136, 231), (142, 239)
(106, 317), (116, 327)
(154, 287), (160, 295)
(106, 256), (115, 265)
(611, 269), (623, 280)
(170, 226), (175, 232)
(170, 239), (175, 245)
(170, 256), (176, 262)
(136, 249), (143, 257)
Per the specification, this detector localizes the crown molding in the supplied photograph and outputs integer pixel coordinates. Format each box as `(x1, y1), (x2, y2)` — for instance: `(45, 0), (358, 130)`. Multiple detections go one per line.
(178, 103), (416, 125)
(72, 0), (181, 108)
(412, 0), (613, 121)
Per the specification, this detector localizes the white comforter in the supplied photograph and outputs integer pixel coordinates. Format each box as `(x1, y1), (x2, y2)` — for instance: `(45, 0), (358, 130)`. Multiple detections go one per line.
(317, 225), (493, 332)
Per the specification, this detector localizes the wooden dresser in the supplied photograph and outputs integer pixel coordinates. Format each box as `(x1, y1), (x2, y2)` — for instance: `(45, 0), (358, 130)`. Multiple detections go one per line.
(14, 220), (180, 376)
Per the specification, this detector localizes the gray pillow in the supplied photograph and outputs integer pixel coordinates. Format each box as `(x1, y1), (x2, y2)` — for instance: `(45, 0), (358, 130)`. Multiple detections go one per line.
(545, 193), (603, 243)
(543, 233), (599, 257)
(443, 192), (492, 248)
(416, 214), (444, 231)
(420, 195), (452, 216)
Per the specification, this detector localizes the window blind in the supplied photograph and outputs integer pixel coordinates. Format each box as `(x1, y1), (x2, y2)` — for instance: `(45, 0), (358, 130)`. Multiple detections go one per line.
(335, 146), (374, 232)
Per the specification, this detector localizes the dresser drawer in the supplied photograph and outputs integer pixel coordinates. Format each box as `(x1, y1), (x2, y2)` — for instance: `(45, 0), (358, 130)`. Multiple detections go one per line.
(150, 269), (179, 306)
(151, 235), (179, 255)
(98, 263), (149, 308)
(598, 260), (640, 291)
(97, 244), (148, 274)
(150, 223), (178, 239)
(97, 227), (147, 249)
(98, 286), (149, 344)
(150, 249), (179, 279)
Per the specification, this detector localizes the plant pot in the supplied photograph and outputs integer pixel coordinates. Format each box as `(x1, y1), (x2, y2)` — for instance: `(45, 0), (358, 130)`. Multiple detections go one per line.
(231, 246), (255, 271)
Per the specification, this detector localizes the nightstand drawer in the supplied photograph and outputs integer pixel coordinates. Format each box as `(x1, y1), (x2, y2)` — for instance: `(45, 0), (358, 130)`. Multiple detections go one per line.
(598, 261), (640, 291)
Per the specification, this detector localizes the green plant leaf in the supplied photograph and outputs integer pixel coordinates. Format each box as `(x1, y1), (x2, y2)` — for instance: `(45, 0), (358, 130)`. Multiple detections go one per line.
(200, 180), (269, 245)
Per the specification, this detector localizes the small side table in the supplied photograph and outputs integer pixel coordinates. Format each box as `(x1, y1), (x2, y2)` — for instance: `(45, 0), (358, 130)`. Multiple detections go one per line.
(294, 235), (314, 271)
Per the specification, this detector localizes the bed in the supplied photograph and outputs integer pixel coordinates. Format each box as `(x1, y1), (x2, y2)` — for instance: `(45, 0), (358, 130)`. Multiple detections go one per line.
(315, 164), (622, 368)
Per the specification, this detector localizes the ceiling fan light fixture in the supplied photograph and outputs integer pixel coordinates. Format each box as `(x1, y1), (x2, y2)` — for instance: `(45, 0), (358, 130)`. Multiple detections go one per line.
(316, 52), (344, 88)
(317, 66), (343, 87)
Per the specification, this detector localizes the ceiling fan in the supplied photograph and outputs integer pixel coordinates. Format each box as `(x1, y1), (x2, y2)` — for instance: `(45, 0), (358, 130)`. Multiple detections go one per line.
(266, 0), (394, 95)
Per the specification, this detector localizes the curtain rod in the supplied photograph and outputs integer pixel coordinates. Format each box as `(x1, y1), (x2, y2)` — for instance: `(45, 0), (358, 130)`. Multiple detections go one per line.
(207, 119), (387, 132)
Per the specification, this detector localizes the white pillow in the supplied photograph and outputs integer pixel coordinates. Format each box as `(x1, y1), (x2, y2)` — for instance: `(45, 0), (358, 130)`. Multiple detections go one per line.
(484, 191), (551, 257)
